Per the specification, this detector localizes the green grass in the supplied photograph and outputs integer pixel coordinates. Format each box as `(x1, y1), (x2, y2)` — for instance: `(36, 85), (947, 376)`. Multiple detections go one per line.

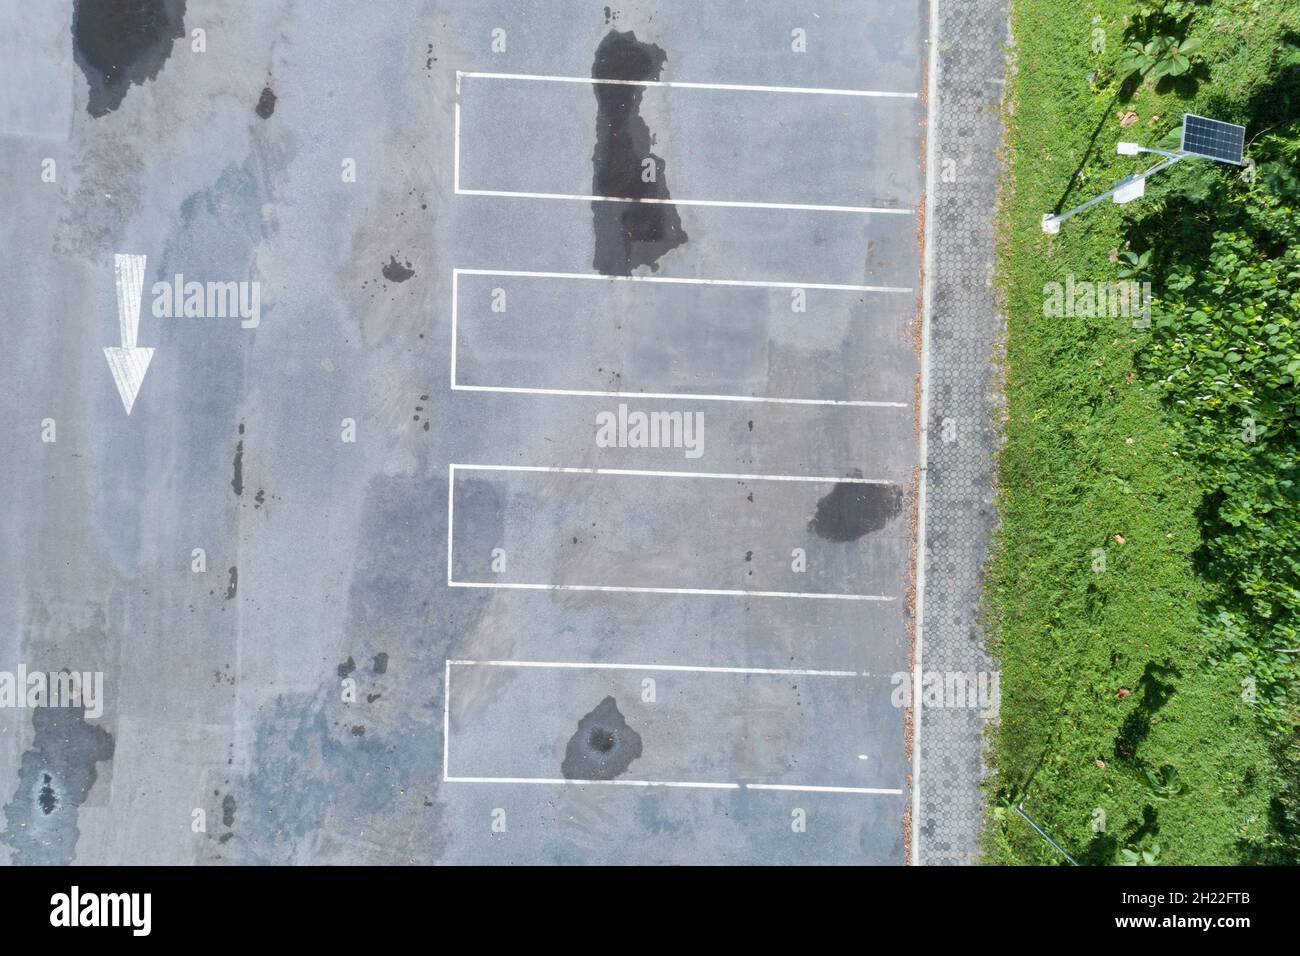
(986, 0), (1299, 865)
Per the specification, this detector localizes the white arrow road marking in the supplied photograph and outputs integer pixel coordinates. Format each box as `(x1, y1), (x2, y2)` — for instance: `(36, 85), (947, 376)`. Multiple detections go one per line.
(104, 253), (153, 414)
(113, 252), (145, 348)
(103, 346), (155, 414)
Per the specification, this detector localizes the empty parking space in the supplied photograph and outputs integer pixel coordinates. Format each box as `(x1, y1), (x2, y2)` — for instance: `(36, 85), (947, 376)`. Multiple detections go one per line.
(448, 198), (921, 288)
(444, 660), (906, 792)
(456, 72), (922, 212)
(450, 587), (911, 679)
(451, 269), (915, 406)
(453, 0), (925, 91)
(448, 464), (908, 599)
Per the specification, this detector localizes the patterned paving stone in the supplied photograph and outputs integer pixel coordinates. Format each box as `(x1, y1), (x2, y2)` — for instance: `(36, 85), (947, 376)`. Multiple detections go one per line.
(918, 0), (1010, 866)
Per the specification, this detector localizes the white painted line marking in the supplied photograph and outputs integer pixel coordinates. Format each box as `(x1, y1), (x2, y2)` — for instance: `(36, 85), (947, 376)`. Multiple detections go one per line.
(449, 268), (459, 391)
(448, 659), (862, 678)
(746, 784), (903, 795)
(446, 460), (456, 587)
(442, 658), (451, 781)
(451, 463), (894, 485)
(444, 776), (741, 790)
(441, 777), (902, 795)
(451, 383), (908, 409)
(452, 104), (461, 193)
(453, 268), (912, 294)
(447, 581), (893, 601)
(457, 70), (920, 99)
(455, 187), (911, 215)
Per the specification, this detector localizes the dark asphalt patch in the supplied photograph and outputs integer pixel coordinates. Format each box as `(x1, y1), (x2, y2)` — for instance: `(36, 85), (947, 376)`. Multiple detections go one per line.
(255, 85), (277, 118)
(231, 423), (244, 496)
(72, 0), (187, 117)
(590, 30), (687, 275)
(808, 482), (904, 542)
(224, 476), (489, 863)
(382, 256), (415, 282)
(38, 774), (58, 815)
(221, 793), (236, 826)
(0, 706), (115, 864)
(561, 696), (643, 780)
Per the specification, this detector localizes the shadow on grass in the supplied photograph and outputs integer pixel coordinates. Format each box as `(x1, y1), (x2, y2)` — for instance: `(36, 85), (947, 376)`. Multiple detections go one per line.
(1050, 89), (1125, 215)
(1122, 1), (1209, 47)
(1114, 660), (1180, 760)
(1237, 796), (1300, 864)
(1078, 805), (1162, 866)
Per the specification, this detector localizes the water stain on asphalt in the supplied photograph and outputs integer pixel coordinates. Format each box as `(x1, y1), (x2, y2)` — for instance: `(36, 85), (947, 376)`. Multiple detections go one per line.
(255, 85), (277, 119)
(561, 696), (642, 780)
(221, 474), (490, 863)
(231, 423), (244, 496)
(72, 0), (187, 117)
(38, 774), (58, 815)
(591, 30), (687, 275)
(221, 793), (236, 827)
(1, 707), (115, 864)
(382, 256), (415, 282)
(808, 482), (904, 541)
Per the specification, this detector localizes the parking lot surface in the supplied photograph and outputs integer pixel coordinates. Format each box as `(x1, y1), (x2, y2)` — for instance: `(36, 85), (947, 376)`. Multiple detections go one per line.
(0, 0), (928, 864)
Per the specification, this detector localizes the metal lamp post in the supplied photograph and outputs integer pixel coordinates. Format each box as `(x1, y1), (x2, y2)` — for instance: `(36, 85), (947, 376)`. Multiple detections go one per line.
(1042, 113), (1247, 233)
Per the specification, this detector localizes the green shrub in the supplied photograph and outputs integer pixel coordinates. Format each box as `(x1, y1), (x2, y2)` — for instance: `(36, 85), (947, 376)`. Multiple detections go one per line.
(1138, 128), (1300, 732)
(1123, 36), (1205, 81)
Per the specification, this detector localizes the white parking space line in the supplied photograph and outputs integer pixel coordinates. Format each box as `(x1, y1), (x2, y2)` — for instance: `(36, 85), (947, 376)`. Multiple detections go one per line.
(450, 268), (912, 408)
(441, 663), (904, 796)
(453, 73), (919, 214)
(443, 659), (452, 780)
(448, 659), (864, 677)
(442, 777), (902, 795)
(444, 776), (742, 789)
(455, 188), (912, 215)
(451, 463), (894, 484)
(448, 581), (893, 601)
(457, 70), (921, 99)
(453, 268), (912, 294)
(746, 783), (903, 795)
(452, 384), (906, 409)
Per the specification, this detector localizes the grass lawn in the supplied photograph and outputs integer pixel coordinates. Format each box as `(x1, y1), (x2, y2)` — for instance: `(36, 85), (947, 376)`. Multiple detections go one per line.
(986, 0), (1300, 865)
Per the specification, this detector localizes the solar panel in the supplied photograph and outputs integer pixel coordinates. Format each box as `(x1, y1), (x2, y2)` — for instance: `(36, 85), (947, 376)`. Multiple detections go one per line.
(1181, 114), (1246, 165)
